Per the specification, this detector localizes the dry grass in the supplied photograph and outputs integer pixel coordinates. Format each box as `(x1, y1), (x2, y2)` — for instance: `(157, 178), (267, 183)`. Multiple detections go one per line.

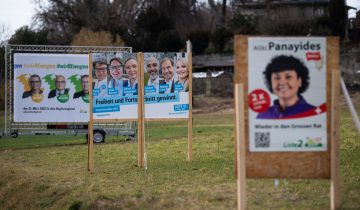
(0, 103), (359, 209)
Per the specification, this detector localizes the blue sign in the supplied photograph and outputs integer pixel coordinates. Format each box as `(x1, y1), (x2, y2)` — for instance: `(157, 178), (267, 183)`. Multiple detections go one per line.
(174, 104), (189, 111)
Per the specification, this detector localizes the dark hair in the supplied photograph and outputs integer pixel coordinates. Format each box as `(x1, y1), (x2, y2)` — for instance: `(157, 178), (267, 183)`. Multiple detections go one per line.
(29, 74), (41, 83)
(124, 57), (137, 67)
(81, 74), (89, 81)
(93, 59), (107, 68)
(160, 57), (174, 67)
(263, 55), (310, 94)
(109, 57), (123, 65)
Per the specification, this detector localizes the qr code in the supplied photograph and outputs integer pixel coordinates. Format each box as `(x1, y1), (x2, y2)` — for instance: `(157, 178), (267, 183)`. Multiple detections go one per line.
(255, 132), (270, 148)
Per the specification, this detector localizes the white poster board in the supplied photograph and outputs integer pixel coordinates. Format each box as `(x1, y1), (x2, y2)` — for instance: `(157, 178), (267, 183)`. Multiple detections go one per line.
(248, 37), (327, 152)
(143, 52), (189, 119)
(13, 53), (89, 122)
(92, 52), (138, 120)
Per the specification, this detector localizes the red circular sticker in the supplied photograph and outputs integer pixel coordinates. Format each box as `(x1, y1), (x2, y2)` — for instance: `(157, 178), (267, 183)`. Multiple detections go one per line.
(248, 89), (271, 113)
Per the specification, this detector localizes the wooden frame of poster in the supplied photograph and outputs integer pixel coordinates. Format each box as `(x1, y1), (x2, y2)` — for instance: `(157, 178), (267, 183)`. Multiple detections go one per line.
(88, 53), (144, 171)
(88, 52), (193, 172)
(234, 36), (340, 209)
(142, 52), (193, 162)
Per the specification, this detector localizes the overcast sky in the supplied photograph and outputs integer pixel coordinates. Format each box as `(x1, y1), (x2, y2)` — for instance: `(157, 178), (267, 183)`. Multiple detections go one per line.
(0, 0), (359, 38)
(0, 0), (36, 38)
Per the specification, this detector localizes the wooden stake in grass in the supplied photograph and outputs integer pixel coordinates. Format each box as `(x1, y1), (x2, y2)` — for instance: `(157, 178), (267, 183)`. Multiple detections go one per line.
(88, 53), (94, 172)
(234, 35), (342, 209)
(137, 53), (145, 168)
(188, 52), (193, 162)
(329, 37), (341, 210)
(235, 84), (246, 210)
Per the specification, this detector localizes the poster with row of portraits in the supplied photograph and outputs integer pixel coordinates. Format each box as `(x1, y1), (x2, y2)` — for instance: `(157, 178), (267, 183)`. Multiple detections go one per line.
(144, 52), (189, 119)
(92, 52), (190, 120)
(13, 52), (190, 122)
(91, 52), (138, 119)
(13, 53), (90, 122)
(248, 37), (327, 152)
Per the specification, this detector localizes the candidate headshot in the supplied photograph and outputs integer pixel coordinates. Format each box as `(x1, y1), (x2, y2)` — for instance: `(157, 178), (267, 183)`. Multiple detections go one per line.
(94, 59), (108, 81)
(257, 55), (316, 119)
(123, 57), (138, 95)
(146, 57), (159, 85)
(145, 56), (160, 94)
(22, 74), (43, 99)
(73, 75), (89, 99)
(108, 57), (124, 96)
(48, 75), (69, 99)
(160, 57), (175, 93)
(175, 58), (189, 92)
(93, 59), (108, 98)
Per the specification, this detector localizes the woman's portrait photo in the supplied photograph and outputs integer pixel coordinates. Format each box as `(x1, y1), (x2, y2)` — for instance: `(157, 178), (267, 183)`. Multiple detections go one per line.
(257, 55), (316, 119)
(22, 74), (44, 103)
(175, 58), (189, 92)
(123, 56), (138, 95)
(108, 57), (124, 96)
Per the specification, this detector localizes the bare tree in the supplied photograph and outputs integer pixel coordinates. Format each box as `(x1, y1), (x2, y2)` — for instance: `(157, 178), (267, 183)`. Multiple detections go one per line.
(33, 0), (221, 48)
(154, 0), (200, 36)
(71, 27), (124, 46)
(222, 0), (227, 25)
(34, 0), (183, 44)
(35, 0), (115, 44)
(107, 0), (147, 33)
(0, 23), (11, 45)
(207, 0), (232, 29)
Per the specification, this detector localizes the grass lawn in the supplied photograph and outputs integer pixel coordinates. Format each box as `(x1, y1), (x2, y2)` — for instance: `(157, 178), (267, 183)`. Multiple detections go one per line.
(0, 107), (359, 209)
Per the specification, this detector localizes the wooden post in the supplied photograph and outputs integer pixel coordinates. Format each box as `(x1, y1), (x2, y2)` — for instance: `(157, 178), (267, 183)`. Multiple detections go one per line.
(331, 68), (341, 209)
(137, 53), (145, 168)
(88, 53), (94, 172)
(235, 84), (246, 210)
(340, 78), (360, 133)
(234, 35), (248, 177)
(205, 70), (211, 96)
(188, 52), (193, 161)
(234, 35), (340, 209)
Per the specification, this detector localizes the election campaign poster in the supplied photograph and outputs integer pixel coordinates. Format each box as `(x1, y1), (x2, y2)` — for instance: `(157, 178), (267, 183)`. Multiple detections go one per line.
(248, 37), (327, 152)
(92, 52), (138, 120)
(13, 53), (89, 122)
(143, 52), (190, 119)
